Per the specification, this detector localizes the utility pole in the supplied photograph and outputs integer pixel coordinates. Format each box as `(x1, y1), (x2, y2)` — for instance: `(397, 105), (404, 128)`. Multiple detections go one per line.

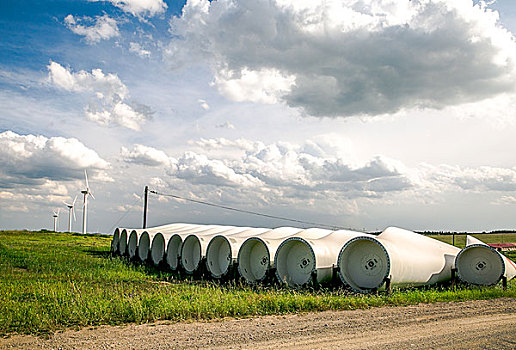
(143, 186), (149, 229)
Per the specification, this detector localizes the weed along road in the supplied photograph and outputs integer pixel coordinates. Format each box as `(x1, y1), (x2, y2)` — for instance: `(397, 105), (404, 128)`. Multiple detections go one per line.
(2, 298), (515, 349)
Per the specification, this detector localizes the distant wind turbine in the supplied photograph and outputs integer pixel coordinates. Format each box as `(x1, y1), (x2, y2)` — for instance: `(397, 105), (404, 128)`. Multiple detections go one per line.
(63, 195), (77, 232)
(81, 170), (95, 234)
(52, 209), (60, 232)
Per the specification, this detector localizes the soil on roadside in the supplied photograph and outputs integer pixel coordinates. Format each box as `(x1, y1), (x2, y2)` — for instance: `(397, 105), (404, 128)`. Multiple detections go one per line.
(1, 298), (515, 349)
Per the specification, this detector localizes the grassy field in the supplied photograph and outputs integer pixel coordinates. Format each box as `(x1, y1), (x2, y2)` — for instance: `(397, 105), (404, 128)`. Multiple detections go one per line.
(429, 233), (516, 260)
(0, 230), (515, 335)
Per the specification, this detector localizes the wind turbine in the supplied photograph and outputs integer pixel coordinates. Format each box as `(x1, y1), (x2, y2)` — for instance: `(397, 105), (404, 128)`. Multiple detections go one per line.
(63, 195), (77, 232)
(81, 170), (95, 234)
(52, 209), (60, 232)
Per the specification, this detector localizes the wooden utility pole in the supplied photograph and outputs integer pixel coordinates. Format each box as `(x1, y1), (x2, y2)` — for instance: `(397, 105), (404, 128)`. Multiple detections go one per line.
(143, 186), (149, 229)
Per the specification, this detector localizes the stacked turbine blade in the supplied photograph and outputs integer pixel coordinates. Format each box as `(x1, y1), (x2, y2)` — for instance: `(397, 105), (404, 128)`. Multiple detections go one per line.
(110, 223), (514, 292)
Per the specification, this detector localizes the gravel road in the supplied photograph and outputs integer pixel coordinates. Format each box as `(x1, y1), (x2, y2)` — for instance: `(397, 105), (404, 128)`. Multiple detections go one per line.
(2, 298), (515, 349)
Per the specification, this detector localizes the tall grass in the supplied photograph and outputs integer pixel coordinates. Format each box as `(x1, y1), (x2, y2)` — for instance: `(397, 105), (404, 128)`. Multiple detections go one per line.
(0, 230), (514, 335)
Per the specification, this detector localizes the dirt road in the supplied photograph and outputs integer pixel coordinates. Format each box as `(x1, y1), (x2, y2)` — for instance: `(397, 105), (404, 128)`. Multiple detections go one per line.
(2, 298), (515, 349)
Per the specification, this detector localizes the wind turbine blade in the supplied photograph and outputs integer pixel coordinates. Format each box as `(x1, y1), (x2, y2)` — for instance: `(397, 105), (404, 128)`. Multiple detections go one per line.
(57, 208), (60, 215)
(89, 191), (95, 200)
(72, 207), (76, 221)
(84, 170), (89, 189)
(72, 195), (77, 206)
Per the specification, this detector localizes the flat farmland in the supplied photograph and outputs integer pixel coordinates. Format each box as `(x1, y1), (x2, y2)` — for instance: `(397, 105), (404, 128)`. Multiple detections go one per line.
(0, 230), (514, 346)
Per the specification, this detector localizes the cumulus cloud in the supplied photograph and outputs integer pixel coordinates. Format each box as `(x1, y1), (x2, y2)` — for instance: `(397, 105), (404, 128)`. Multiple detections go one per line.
(121, 144), (171, 166)
(212, 68), (295, 104)
(193, 138), (263, 152)
(168, 152), (263, 188)
(0, 130), (109, 189)
(129, 138), (412, 198)
(215, 121), (235, 129)
(197, 99), (210, 110)
(116, 137), (516, 223)
(47, 61), (152, 130)
(492, 195), (516, 205)
(167, 137), (516, 202)
(167, 0), (516, 117)
(91, 0), (167, 19)
(424, 164), (516, 192)
(129, 42), (151, 58)
(64, 14), (119, 43)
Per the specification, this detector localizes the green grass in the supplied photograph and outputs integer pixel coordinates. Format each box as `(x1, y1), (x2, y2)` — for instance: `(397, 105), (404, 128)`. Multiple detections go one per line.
(0, 230), (515, 335)
(429, 233), (516, 260)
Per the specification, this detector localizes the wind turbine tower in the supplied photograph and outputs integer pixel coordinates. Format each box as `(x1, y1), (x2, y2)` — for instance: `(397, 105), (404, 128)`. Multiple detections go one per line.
(81, 170), (95, 234)
(63, 195), (77, 232)
(52, 209), (60, 232)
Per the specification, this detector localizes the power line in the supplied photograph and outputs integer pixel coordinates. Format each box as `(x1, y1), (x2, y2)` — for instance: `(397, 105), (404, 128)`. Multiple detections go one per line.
(149, 189), (349, 230)
(108, 192), (143, 233)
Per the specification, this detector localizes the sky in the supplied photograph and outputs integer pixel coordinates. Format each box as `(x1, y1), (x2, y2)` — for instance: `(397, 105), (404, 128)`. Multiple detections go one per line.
(1, 0), (516, 233)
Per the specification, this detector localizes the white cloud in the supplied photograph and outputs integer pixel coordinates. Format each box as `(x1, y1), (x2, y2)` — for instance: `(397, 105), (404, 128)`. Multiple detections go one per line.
(129, 42), (151, 58)
(167, 0), (516, 117)
(193, 138), (263, 152)
(0, 130), (109, 188)
(91, 0), (167, 19)
(197, 99), (210, 110)
(215, 121), (235, 129)
(64, 14), (119, 43)
(212, 68), (295, 104)
(140, 138), (413, 198)
(121, 144), (171, 166)
(492, 195), (516, 205)
(47, 61), (151, 130)
(424, 164), (516, 192)
(167, 152), (263, 188)
(140, 137), (516, 208)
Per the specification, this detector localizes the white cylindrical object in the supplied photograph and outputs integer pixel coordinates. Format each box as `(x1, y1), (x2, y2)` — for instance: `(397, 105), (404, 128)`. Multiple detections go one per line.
(138, 231), (159, 262)
(181, 226), (253, 274)
(111, 228), (122, 254)
(132, 224), (195, 262)
(205, 228), (271, 278)
(127, 229), (145, 259)
(126, 224), (182, 259)
(237, 227), (304, 284)
(150, 224), (202, 266)
(455, 235), (516, 285)
(165, 225), (223, 270)
(338, 227), (460, 293)
(118, 229), (130, 256)
(274, 229), (364, 287)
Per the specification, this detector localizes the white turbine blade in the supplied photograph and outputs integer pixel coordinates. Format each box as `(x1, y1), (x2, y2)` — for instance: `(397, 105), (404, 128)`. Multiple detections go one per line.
(72, 195), (77, 206)
(89, 190), (95, 200)
(57, 208), (60, 216)
(63, 201), (71, 206)
(72, 206), (76, 221)
(84, 170), (90, 190)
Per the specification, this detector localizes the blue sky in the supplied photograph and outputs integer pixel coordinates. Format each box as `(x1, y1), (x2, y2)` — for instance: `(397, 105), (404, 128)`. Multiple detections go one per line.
(1, 0), (516, 233)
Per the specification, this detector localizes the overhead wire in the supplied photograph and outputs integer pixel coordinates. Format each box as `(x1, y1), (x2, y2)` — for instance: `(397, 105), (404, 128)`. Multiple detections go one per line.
(108, 191), (144, 233)
(149, 189), (349, 231)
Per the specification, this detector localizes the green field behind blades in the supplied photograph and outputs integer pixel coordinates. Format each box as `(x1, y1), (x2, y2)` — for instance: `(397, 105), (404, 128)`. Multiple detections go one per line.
(429, 233), (516, 261)
(0, 230), (515, 335)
